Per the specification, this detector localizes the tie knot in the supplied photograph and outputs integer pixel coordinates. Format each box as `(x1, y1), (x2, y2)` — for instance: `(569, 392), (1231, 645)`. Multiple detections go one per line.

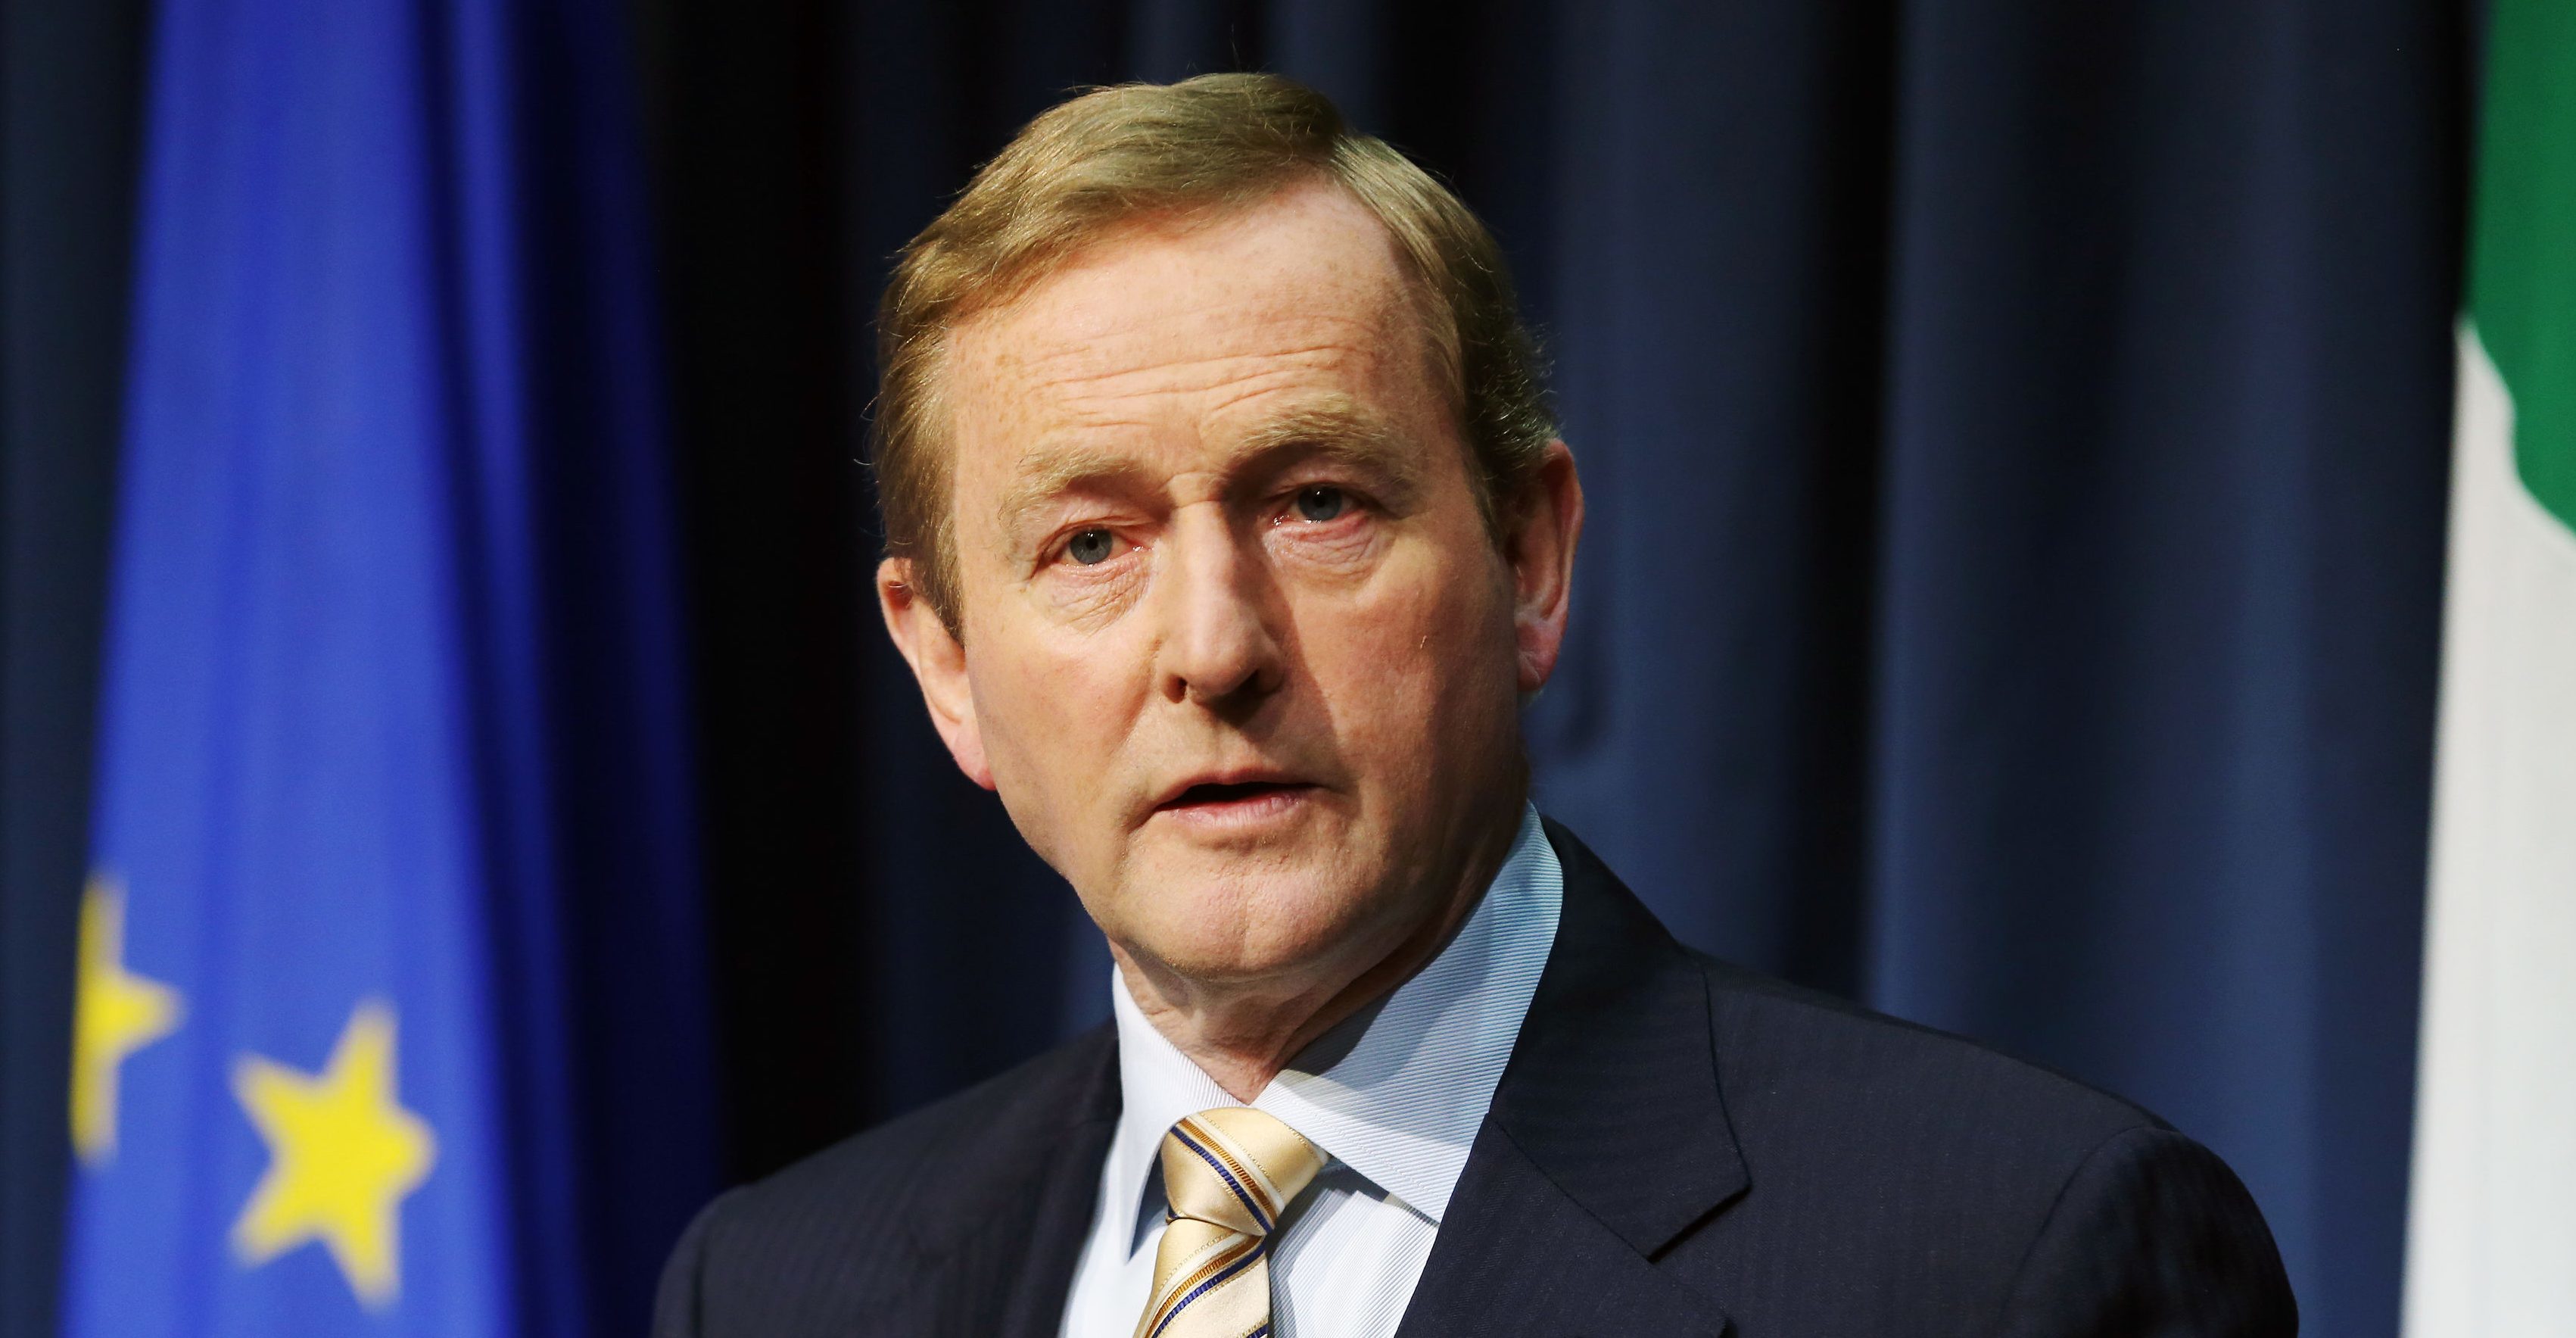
(1158, 1107), (1322, 1239)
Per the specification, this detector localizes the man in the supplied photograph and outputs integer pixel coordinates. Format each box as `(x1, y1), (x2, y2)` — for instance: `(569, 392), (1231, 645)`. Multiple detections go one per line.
(655, 73), (2294, 1336)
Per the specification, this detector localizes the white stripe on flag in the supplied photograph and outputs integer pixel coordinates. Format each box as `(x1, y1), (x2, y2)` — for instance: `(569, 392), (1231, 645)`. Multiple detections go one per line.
(2402, 323), (2576, 1336)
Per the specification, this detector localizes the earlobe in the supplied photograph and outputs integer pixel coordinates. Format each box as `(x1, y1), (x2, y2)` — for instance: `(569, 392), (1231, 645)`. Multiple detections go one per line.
(1509, 441), (1584, 694)
(877, 559), (996, 791)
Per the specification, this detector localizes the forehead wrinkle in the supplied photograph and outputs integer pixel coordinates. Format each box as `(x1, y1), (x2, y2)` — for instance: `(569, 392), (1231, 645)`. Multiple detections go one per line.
(1011, 335), (1382, 410)
(1192, 352), (1381, 420)
(989, 394), (1424, 548)
(975, 345), (1406, 520)
(992, 251), (1400, 352)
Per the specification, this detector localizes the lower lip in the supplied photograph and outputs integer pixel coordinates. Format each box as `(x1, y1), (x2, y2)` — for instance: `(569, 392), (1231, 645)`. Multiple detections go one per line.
(1155, 784), (1316, 828)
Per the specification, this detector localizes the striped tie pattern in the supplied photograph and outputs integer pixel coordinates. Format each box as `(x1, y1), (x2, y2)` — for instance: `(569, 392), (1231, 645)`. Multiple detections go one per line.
(1132, 1107), (1325, 1338)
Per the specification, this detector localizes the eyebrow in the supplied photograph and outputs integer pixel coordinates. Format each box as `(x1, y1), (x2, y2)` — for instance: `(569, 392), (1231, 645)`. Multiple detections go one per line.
(994, 396), (1427, 540)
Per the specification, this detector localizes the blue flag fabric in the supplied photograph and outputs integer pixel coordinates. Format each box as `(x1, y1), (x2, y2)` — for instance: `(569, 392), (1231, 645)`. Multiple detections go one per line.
(58, 2), (716, 1334)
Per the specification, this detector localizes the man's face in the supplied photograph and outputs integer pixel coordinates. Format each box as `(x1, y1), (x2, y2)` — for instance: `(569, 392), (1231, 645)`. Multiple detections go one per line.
(883, 180), (1575, 992)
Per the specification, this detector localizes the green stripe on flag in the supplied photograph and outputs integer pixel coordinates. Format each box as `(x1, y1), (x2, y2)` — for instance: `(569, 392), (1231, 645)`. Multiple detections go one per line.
(2472, 0), (2576, 529)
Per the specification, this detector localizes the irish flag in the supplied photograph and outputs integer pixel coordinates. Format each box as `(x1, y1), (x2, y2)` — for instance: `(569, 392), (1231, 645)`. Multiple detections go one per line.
(2402, 1), (2576, 1331)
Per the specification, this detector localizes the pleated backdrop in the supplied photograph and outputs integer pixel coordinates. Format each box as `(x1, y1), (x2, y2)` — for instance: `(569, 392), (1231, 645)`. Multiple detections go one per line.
(3, 1), (2466, 1335)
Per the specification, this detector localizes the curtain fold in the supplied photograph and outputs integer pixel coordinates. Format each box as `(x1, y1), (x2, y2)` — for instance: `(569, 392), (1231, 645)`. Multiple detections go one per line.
(0, 5), (149, 1338)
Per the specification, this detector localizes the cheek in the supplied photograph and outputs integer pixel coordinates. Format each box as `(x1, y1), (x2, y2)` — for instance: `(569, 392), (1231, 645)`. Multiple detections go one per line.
(1298, 541), (1516, 750)
(968, 633), (1142, 823)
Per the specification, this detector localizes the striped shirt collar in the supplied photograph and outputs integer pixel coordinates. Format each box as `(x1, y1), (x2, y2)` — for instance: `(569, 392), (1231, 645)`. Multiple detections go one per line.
(1101, 804), (1564, 1239)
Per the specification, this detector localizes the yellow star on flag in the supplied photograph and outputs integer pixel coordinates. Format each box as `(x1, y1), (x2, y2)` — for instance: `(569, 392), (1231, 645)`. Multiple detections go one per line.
(70, 874), (183, 1165)
(230, 999), (438, 1308)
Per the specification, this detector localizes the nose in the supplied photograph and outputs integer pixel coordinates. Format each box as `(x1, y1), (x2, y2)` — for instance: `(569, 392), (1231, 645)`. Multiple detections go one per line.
(1153, 505), (1286, 713)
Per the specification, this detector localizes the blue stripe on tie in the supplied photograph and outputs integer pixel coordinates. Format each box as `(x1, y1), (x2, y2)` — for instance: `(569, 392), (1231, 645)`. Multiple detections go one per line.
(1173, 1125), (1271, 1232)
(1148, 1237), (1267, 1338)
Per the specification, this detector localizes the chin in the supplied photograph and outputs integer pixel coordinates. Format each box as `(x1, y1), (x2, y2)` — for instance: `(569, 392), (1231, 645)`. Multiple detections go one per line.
(1112, 853), (1397, 984)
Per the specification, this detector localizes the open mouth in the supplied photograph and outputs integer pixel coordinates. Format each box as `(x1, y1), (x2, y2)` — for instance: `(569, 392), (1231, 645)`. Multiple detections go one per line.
(1157, 779), (1315, 815)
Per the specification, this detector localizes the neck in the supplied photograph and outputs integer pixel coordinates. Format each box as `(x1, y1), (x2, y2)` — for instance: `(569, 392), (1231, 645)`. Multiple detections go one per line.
(1113, 802), (1525, 1102)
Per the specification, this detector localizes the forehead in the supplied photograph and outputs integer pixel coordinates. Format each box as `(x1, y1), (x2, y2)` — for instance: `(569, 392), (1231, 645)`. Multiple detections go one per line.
(939, 180), (1444, 475)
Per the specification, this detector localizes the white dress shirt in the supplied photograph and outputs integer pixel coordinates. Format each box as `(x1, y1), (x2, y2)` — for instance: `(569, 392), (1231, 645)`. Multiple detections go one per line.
(1058, 805), (1565, 1338)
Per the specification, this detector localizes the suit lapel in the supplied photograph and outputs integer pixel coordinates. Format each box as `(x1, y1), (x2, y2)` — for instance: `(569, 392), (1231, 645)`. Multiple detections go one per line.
(1394, 821), (1748, 1337)
(1394, 1122), (1728, 1337)
(994, 1108), (1120, 1338)
(871, 1027), (1123, 1338)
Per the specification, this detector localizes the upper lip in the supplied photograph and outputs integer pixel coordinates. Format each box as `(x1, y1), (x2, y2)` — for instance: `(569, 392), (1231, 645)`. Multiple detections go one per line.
(1149, 766), (1313, 810)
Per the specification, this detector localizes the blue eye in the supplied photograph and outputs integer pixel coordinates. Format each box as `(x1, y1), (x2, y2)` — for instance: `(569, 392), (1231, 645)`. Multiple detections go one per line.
(1067, 529), (1116, 565)
(1294, 486), (1347, 522)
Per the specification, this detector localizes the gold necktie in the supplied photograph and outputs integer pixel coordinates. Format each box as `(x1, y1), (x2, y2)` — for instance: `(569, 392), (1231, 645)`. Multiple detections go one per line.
(1132, 1107), (1325, 1338)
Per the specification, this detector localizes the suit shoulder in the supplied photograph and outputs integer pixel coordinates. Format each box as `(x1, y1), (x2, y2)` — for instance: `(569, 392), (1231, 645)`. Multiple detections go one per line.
(724, 1021), (1113, 1231)
(1671, 962), (2290, 1329)
(1692, 951), (2166, 1174)
(659, 1024), (1116, 1330)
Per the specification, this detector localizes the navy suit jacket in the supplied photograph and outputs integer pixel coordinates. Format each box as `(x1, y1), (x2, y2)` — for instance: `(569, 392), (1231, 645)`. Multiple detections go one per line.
(655, 820), (2296, 1336)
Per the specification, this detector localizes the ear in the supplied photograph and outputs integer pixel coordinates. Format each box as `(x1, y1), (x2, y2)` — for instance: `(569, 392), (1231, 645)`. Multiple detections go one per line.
(877, 559), (995, 790)
(1503, 440), (1584, 694)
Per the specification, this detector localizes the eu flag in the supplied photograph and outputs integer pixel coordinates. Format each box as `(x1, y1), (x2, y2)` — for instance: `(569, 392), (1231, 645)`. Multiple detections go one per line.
(58, 1), (718, 1333)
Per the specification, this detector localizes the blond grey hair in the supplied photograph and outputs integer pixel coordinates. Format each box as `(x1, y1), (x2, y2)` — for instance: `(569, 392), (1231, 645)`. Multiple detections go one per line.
(872, 72), (1554, 632)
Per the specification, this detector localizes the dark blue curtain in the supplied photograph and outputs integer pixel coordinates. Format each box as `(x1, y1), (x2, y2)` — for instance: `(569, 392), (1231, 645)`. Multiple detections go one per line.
(3, 2), (2464, 1336)
(0, 4), (147, 1337)
(1540, 8), (2459, 1336)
